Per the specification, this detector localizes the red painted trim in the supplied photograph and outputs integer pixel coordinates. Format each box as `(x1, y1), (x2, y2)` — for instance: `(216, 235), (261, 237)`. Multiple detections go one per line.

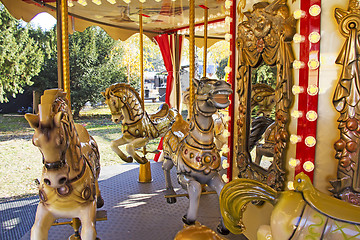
(294, 0), (321, 182)
(140, 14), (150, 18)
(165, 18), (225, 34)
(199, 5), (209, 10)
(227, 0), (235, 181)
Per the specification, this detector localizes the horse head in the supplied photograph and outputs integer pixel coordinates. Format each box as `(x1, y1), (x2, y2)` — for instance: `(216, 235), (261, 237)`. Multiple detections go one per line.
(102, 83), (144, 124)
(25, 89), (75, 190)
(193, 77), (233, 116)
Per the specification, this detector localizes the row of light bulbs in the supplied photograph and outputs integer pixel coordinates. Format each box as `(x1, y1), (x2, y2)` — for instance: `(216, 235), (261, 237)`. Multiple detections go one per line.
(287, 4), (321, 189)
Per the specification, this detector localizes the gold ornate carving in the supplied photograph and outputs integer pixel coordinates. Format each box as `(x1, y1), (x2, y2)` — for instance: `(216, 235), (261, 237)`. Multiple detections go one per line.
(235, 0), (296, 190)
(330, 0), (360, 205)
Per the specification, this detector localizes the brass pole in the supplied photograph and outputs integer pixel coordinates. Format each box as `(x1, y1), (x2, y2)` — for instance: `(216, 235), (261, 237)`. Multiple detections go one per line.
(174, 34), (181, 111)
(56, 0), (71, 104)
(138, 11), (151, 183)
(189, 0), (195, 119)
(203, 6), (208, 78)
(139, 13), (144, 103)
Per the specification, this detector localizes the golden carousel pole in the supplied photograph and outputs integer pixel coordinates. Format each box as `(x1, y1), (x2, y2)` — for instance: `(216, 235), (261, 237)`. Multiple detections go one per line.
(189, 0), (195, 119)
(201, 5), (208, 78)
(56, 0), (70, 104)
(138, 10), (152, 183)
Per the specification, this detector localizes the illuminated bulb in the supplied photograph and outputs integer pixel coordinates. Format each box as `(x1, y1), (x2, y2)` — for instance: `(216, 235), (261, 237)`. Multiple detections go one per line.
(293, 33), (305, 43)
(155, 0), (161, 2)
(225, 16), (232, 25)
(171, 0), (176, 2)
(308, 59), (320, 70)
(307, 85), (319, 96)
(290, 134), (302, 144)
(221, 144), (230, 153)
(293, 60), (305, 69)
(78, 0), (87, 6)
(309, 32), (321, 43)
(223, 130), (230, 138)
(292, 85), (304, 94)
(287, 181), (295, 190)
(68, 0), (74, 7)
(222, 160), (229, 169)
(303, 161), (314, 172)
(289, 158), (299, 168)
(293, 10), (306, 19)
(306, 110), (318, 121)
(222, 174), (229, 183)
(224, 66), (232, 73)
(139, 0), (146, 3)
(225, 33), (232, 41)
(225, 0), (232, 9)
(305, 136), (316, 147)
(123, 0), (131, 3)
(309, 5), (321, 16)
(92, 0), (101, 5)
(107, 0), (116, 3)
(291, 110), (303, 119)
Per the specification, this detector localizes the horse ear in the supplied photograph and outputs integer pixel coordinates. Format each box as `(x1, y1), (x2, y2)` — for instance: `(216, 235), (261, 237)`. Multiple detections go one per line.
(25, 113), (39, 129)
(54, 112), (64, 127)
(193, 78), (199, 88)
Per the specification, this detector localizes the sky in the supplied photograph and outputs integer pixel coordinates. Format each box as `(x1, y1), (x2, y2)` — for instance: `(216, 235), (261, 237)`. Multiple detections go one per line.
(29, 12), (57, 31)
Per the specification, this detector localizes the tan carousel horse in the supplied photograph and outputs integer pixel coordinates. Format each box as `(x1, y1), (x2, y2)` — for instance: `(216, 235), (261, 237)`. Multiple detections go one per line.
(25, 89), (103, 240)
(101, 83), (177, 164)
(162, 77), (232, 234)
(220, 172), (360, 240)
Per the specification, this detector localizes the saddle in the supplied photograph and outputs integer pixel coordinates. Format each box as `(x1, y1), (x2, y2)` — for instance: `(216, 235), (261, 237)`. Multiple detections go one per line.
(149, 103), (170, 122)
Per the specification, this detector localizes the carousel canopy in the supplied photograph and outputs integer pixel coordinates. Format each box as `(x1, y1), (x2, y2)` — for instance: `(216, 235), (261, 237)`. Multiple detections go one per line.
(1, 0), (229, 46)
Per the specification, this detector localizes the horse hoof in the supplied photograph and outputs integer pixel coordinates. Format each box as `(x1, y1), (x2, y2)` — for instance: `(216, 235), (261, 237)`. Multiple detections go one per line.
(97, 196), (104, 208)
(125, 156), (133, 163)
(217, 223), (230, 235)
(182, 215), (195, 225)
(138, 157), (148, 164)
(166, 197), (176, 204)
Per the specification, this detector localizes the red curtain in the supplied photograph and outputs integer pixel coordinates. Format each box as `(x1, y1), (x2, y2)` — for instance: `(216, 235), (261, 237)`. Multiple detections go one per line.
(153, 33), (183, 161)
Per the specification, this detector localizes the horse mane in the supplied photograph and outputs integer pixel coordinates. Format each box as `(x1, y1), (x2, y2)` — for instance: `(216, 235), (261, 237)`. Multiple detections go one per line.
(39, 89), (69, 126)
(106, 83), (144, 110)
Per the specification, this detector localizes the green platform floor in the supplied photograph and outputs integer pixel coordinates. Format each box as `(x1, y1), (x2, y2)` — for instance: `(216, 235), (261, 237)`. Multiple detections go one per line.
(1, 161), (247, 240)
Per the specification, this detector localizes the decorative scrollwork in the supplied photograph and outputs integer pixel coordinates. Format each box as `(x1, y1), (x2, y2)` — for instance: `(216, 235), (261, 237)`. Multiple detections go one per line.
(330, 0), (360, 206)
(235, 0), (296, 191)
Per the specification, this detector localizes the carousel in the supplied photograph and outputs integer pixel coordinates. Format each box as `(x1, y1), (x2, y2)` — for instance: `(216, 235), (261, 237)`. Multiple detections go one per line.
(1, 0), (360, 239)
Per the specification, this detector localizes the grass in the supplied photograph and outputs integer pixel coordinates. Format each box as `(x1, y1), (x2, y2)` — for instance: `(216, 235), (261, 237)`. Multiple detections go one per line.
(0, 103), (163, 202)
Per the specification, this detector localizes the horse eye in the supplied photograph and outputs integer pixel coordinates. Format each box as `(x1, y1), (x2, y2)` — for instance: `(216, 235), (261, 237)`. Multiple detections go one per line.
(112, 100), (116, 106)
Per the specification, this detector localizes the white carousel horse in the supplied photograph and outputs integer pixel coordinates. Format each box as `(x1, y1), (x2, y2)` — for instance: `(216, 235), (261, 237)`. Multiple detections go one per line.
(162, 77), (232, 234)
(25, 89), (103, 240)
(220, 172), (360, 240)
(101, 83), (178, 164)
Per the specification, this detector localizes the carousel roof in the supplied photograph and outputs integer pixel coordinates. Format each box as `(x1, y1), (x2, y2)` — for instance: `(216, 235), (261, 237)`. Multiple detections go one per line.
(1, 0), (230, 46)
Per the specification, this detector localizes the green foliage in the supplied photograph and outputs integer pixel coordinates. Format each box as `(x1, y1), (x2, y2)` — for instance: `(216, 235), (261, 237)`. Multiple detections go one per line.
(0, 5), (44, 102)
(68, 27), (127, 117)
(215, 57), (229, 80)
(251, 62), (277, 88)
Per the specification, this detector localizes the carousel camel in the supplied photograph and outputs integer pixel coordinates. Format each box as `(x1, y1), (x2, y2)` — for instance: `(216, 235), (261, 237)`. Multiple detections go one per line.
(162, 77), (232, 234)
(101, 83), (177, 164)
(220, 172), (360, 240)
(25, 89), (103, 240)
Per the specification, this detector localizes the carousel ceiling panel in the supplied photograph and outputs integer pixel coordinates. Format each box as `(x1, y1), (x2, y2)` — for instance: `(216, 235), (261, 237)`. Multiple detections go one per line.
(1, 0), (228, 42)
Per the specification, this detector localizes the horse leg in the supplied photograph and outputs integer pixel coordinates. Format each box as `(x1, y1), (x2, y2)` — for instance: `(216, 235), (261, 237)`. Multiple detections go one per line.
(31, 204), (55, 240)
(95, 180), (104, 208)
(162, 157), (176, 204)
(126, 137), (149, 164)
(255, 144), (263, 165)
(207, 174), (230, 235)
(111, 136), (133, 162)
(79, 201), (97, 240)
(178, 174), (202, 225)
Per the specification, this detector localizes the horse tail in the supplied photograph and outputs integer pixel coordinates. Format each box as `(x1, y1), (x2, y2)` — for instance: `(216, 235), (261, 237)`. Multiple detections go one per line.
(220, 178), (279, 234)
(249, 116), (274, 150)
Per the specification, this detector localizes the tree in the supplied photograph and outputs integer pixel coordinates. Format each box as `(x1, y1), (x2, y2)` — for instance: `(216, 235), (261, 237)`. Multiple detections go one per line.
(0, 4), (44, 102)
(215, 57), (229, 80)
(69, 26), (127, 117)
